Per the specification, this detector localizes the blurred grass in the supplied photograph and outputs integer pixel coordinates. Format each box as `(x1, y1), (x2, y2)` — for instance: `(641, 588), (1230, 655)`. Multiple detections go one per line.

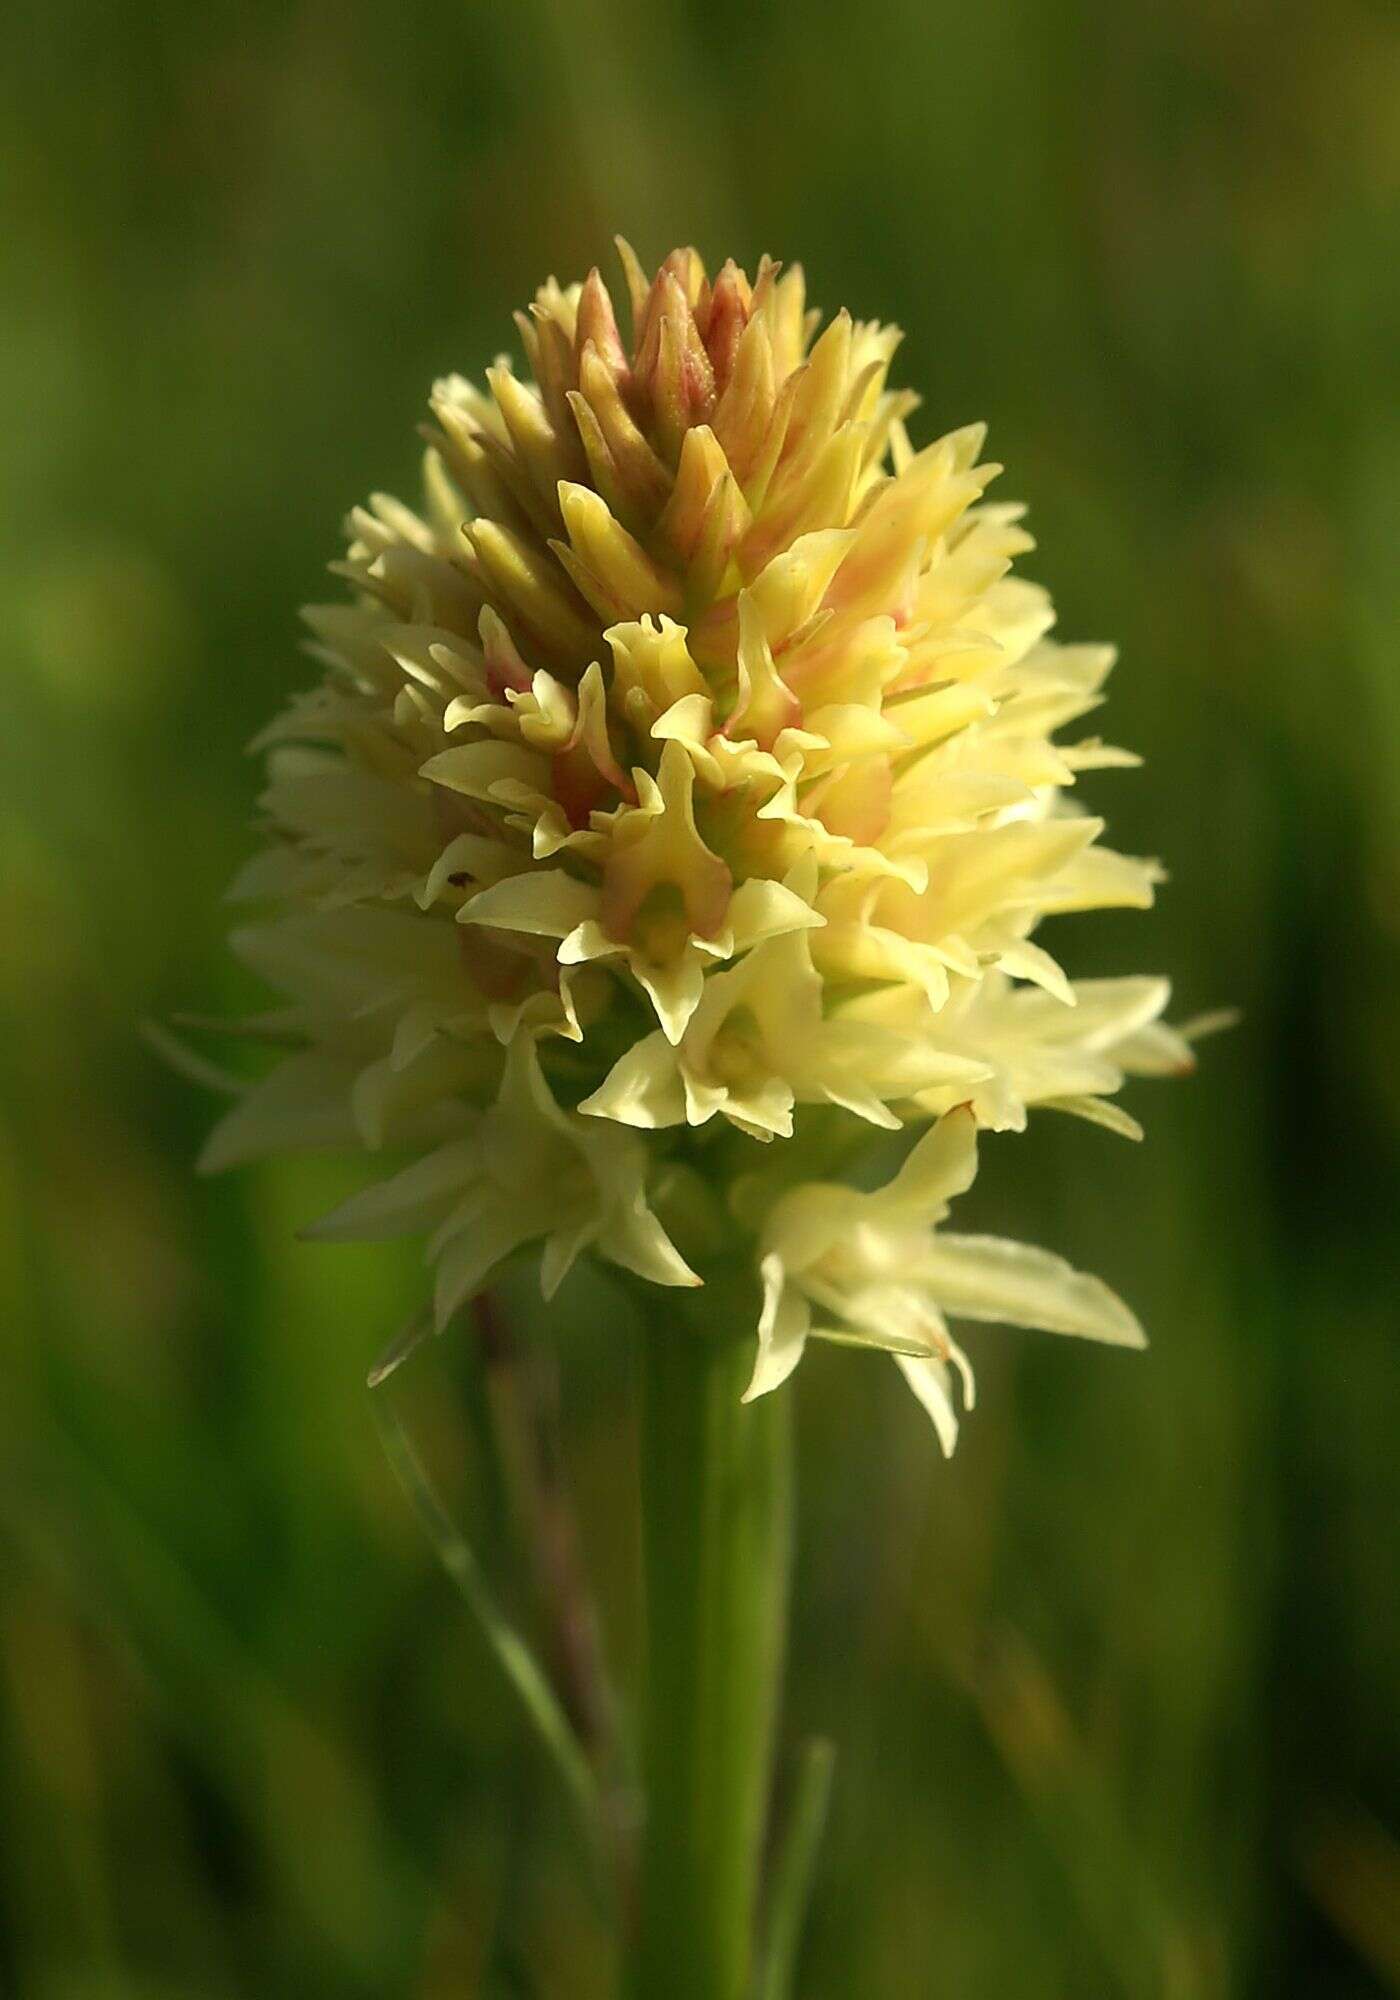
(2, 0), (1397, 1992)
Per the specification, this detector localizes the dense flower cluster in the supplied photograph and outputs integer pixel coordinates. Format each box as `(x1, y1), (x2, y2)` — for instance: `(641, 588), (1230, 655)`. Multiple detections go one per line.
(203, 245), (1195, 1448)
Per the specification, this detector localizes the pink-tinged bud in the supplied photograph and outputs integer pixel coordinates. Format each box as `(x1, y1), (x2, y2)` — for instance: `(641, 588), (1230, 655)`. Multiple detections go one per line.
(650, 312), (690, 461)
(575, 268), (629, 381)
(635, 270), (716, 459)
(659, 245), (706, 310)
(703, 259), (754, 393)
(570, 345), (673, 523)
(479, 606), (531, 696)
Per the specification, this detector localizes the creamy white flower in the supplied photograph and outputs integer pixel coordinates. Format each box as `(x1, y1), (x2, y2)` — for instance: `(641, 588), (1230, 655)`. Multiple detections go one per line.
(748, 1108), (1144, 1453)
(197, 245), (1198, 1408)
(579, 864), (987, 1140)
(301, 1036), (698, 1327)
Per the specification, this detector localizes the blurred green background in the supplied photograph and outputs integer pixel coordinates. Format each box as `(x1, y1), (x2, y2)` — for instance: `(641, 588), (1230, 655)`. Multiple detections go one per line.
(3, 0), (1398, 1993)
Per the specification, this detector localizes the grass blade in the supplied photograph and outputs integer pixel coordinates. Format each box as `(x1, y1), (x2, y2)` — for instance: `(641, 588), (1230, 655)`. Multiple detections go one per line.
(370, 1393), (604, 1881)
(759, 1737), (836, 2000)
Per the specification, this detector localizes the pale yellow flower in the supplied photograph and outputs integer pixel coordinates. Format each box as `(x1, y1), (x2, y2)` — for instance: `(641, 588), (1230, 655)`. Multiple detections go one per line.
(578, 858), (986, 1140)
(303, 1035), (698, 1326)
(747, 1107), (1144, 1454)
(202, 244), (1196, 1430)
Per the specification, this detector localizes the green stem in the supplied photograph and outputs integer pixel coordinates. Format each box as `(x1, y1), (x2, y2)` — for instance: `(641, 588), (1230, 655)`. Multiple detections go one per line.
(629, 1274), (793, 2000)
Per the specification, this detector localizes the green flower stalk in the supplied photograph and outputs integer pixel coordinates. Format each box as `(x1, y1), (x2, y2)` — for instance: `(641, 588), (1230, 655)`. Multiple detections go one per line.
(200, 243), (1200, 1990)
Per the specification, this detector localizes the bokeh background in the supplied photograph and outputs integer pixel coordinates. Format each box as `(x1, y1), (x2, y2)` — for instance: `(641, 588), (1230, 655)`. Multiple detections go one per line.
(3, 0), (1398, 1993)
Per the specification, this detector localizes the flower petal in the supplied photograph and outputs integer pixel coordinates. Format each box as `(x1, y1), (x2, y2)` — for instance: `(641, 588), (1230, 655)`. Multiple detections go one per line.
(743, 1255), (812, 1401)
(913, 1233), (1145, 1347)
